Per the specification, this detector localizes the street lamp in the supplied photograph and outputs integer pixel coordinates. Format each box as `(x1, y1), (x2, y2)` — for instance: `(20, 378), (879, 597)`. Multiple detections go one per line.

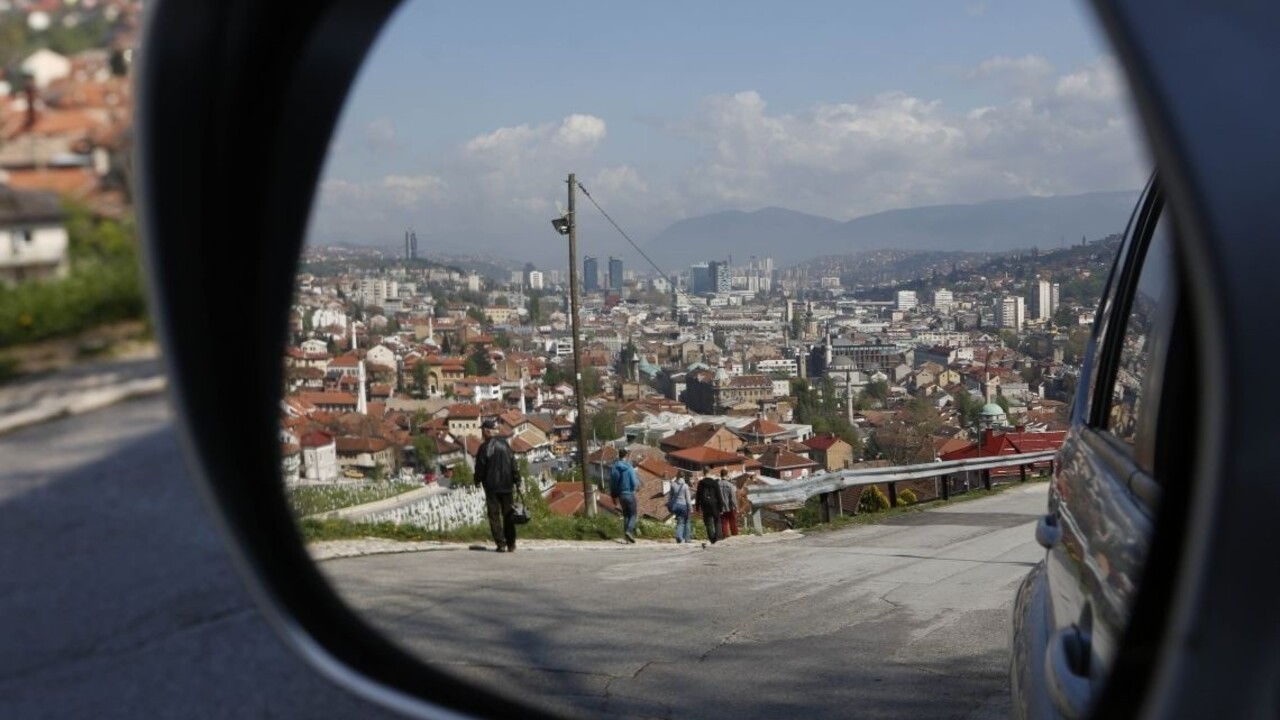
(550, 172), (596, 517)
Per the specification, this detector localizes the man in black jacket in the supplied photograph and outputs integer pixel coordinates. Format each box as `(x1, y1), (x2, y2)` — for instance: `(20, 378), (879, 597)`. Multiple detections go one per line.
(474, 419), (522, 552)
(695, 472), (723, 544)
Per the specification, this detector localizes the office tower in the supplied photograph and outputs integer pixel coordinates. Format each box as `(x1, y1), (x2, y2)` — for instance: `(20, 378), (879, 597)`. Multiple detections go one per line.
(896, 290), (918, 311)
(933, 288), (954, 313)
(691, 262), (711, 295)
(584, 256), (599, 291)
(608, 256), (623, 291)
(995, 296), (1026, 330)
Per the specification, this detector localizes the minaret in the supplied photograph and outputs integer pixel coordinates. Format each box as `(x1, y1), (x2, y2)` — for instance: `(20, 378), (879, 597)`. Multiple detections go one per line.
(357, 358), (368, 415)
(351, 319), (358, 352)
(426, 315), (435, 345)
(519, 376), (528, 415)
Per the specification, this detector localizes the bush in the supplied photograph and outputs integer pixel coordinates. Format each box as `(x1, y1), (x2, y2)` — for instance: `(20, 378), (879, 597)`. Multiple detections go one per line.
(858, 485), (890, 514)
(896, 488), (918, 507)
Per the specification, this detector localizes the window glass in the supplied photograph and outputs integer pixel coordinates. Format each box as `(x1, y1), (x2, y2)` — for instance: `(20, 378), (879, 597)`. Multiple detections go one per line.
(1105, 210), (1173, 450)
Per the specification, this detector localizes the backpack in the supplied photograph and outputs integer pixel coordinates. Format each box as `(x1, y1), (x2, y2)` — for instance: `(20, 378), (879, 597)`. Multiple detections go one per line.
(609, 462), (625, 497)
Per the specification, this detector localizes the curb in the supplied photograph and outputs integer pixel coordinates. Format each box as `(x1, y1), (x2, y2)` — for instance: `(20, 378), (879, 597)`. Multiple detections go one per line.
(0, 375), (168, 435)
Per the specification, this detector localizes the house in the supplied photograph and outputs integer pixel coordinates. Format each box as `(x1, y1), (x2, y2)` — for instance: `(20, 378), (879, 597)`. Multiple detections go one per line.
(667, 446), (760, 476)
(733, 417), (791, 445)
(755, 446), (820, 480)
(445, 403), (482, 440)
(659, 422), (744, 456)
(365, 344), (396, 370)
(297, 391), (358, 414)
(335, 436), (397, 475)
(280, 443), (301, 484)
(803, 433), (856, 472)
(939, 428), (1067, 476)
(299, 430), (339, 482)
(0, 185), (68, 285)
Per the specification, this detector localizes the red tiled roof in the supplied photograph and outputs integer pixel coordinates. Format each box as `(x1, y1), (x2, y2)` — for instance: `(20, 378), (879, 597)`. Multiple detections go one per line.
(756, 446), (820, 470)
(299, 430), (335, 447)
(447, 404), (481, 419)
(737, 417), (788, 437)
(668, 446), (747, 465)
(335, 436), (391, 453)
(803, 433), (846, 451)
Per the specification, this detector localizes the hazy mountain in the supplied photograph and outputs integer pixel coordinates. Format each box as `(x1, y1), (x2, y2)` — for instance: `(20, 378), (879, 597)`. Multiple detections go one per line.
(645, 207), (841, 268)
(645, 190), (1141, 267)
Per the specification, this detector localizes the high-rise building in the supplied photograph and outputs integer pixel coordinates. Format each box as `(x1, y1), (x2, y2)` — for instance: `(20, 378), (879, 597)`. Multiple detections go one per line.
(608, 256), (623, 291)
(709, 260), (731, 294)
(691, 262), (712, 295)
(583, 256), (599, 291)
(896, 290), (918, 311)
(528, 270), (544, 290)
(995, 295), (1026, 331)
(1036, 279), (1060, 320)
(933, 288), (954, 313)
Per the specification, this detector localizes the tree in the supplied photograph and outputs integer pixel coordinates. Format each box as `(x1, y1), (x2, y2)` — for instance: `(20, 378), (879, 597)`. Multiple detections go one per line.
(450, 462), (475, 486)
(581, 366), (602, 397)
(412, 434), (437, 471)
(588, 406), (620, 442)
(527, 293), (543, 325)
(411, 361), (428, 398)
(995, 395), (1011, 414)
(466, 307), (486, 324)
(952, 389), (982, 427)
(863, 380), (890, 404)
(468, 347), (494, 376)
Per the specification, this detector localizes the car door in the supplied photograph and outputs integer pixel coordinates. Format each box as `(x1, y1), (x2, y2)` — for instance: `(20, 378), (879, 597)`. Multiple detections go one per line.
(1042, 179), (1179, 718)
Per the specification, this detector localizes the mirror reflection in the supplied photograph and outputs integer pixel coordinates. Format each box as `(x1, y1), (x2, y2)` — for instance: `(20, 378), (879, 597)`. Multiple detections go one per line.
(279, 2), (1149, 716)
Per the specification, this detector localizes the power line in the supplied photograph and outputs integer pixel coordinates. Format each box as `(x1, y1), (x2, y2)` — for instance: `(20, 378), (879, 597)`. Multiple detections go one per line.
(575, 182), (694, 306)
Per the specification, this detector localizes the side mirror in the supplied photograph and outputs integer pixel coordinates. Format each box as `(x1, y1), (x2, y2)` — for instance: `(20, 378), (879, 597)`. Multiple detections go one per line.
(136, 1), (549, 717)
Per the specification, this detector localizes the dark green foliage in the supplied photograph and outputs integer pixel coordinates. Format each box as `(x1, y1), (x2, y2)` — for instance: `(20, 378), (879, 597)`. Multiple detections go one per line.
(0, 206), (146, 349)
(858, 485), (890, 513)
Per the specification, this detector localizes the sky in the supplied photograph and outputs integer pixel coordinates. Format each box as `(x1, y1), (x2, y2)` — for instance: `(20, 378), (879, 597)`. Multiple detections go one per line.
(307, 0), (1150, 268)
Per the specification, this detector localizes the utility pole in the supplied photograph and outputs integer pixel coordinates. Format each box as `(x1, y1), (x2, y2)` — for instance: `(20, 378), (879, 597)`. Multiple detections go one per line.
(565, 173), (597, 516)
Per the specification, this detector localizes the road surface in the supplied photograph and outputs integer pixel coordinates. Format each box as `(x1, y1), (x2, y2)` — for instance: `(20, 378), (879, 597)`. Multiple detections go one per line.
(0, 396), (397, 719)
(319, 481), (1049, 719)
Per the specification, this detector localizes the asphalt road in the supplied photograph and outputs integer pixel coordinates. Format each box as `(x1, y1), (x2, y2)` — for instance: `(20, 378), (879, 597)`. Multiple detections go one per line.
(320, 482), (1050, 719)
(0, 391), (1048, 719)
(0, 396), (398, 720)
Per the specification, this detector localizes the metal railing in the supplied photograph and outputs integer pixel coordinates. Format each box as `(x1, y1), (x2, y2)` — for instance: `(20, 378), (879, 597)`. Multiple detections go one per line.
(746, 450), (1057, 532)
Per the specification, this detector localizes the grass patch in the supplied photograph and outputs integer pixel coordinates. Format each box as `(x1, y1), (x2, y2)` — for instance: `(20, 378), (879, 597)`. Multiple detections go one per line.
(298, 484), (694, 545)
(288, 481), (420, 517)
(297, 479), (1045, 546)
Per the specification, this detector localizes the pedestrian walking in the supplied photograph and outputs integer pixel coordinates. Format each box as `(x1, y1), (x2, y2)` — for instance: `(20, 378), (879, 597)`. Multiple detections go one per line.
(667, 470), (693, 543)
(718, 469), (739, 538)
(695, 471), (723, 544)
(475, 419), (522, 552)
(609, 447), (641, 543)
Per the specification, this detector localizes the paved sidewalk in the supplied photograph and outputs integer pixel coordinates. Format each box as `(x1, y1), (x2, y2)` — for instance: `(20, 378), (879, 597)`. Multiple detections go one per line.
(0, 350), (167, 435)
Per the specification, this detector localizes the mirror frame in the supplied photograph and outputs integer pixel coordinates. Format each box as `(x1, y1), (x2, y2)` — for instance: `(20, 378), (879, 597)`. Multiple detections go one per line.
(135, 1), (557, 717)
(134, 0), (1280, 718)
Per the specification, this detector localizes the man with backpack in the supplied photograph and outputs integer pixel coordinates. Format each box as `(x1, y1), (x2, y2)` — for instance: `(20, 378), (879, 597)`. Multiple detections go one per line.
(695, 471), (723, 544)
(474, 419), (523, 552)
(609, 448), (641, 543)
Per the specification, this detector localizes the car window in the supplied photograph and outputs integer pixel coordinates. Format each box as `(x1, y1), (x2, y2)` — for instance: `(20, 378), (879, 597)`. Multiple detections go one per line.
(1103, 208), (1174, 465)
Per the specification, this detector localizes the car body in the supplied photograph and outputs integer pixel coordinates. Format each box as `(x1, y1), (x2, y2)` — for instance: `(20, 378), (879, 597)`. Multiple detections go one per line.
(1011, 175), (1177, 718)
(134, 0), (1280, 718)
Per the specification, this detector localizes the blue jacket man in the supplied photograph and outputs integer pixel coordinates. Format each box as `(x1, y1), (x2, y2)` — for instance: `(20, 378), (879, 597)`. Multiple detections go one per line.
(609, 448), (641, 543)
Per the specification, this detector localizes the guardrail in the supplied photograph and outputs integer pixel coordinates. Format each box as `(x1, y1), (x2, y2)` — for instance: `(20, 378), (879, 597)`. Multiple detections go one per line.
(745, 450), (1057, 533)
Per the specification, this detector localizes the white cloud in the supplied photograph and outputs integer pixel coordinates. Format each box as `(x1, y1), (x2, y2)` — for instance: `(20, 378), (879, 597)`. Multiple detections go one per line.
(309, 57), (1147, 262)
(362, 117), (399, 153)
(672, 55), (1146, 219)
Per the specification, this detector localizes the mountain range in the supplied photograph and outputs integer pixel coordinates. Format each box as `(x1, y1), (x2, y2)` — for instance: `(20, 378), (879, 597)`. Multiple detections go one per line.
(644, 190), (1141, 268)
